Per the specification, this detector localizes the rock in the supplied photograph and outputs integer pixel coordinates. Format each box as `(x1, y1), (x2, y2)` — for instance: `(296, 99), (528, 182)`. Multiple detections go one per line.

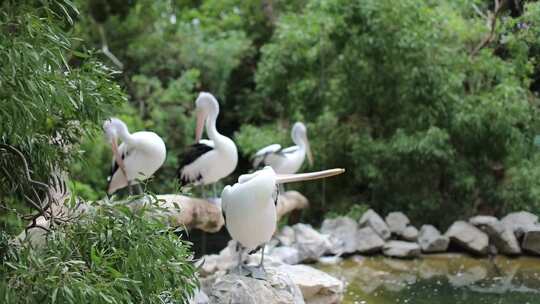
(278, 264), (344, 304)
(501, 211), (539, 239)
(385, 212), (410, 235)
(291, 223), (332, 262)
(317, 256), (343, 265)
(418, 225), (449, 253)
(359, 209), (391, 240)
(470, 217), (521, 255)
(402, 225), (419, 241)
(522, 227), (540, 255)
(445, 221), (489, 256)
(383, 241), (421, 258)
(206, 267), (305, 304)
(190, 289), (210, 304)
(269, 246), (301, 265)
(199, 241), (238, 276)
(276, 226), (296, 247)
(469, 215), (498, 226)
(320, 217), (358, 255)
(356, 226), (385, 253)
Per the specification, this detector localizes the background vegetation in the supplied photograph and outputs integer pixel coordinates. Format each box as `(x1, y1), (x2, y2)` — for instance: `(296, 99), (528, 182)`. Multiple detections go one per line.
(2, 0), (540, 287)
(64, 0), (540, 227)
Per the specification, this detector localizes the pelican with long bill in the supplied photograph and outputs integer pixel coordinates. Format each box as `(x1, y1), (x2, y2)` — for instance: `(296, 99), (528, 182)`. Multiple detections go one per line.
(221, 166), (345, 279)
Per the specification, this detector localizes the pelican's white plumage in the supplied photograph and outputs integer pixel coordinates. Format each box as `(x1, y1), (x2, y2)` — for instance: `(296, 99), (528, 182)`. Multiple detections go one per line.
(104, 118), (166, 194)
(178, 92), (238, 186)
(222, 166), (345, 274)
(253, 122), (313, 174)
(222, 166), (278, 250)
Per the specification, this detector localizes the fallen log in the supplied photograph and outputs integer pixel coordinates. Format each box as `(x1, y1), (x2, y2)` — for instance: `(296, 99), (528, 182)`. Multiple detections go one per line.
(156, 190), (309, 233)
(16, 191), (310, 244)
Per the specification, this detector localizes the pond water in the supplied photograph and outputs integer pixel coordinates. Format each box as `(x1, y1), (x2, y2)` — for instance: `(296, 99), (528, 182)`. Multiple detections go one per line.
(316, 254), (540, 304)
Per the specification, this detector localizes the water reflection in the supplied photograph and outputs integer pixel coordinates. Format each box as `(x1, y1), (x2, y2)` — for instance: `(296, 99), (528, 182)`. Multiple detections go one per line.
(316, 255), (540, 304)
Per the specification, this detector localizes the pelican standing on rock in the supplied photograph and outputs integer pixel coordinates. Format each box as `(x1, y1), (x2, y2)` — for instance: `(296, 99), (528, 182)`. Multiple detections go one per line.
(177, 92), (238, 196)
(252, 122), (313, 174)
(104, 118), (167, 195)
(221, 166), (345, 278)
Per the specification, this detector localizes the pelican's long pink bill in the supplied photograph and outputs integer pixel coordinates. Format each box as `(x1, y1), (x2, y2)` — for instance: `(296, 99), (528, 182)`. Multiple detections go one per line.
(195, 109), (206, 142)
(275, 168), (345, 184)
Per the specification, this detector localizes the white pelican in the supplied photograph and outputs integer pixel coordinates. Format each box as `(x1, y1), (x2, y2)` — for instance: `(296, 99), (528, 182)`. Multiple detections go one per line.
(221, 166), (345, 278)
(177, 92), (238, 193)
(252, 122), (313, 174)
(104, 118), (167, 195)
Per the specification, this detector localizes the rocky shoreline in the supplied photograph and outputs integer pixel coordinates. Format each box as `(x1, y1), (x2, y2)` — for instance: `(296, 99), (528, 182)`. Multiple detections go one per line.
(193, 209), (540, 304)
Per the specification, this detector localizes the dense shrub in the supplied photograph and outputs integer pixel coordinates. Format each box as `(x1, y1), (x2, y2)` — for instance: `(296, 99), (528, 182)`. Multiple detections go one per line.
(0, 202), (197, 304)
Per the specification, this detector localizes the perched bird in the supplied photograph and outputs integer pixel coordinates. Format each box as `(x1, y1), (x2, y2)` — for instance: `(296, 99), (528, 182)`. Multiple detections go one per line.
(104, 118), (166, 195)
(252, 122), (313, 174)
(221, 166), (345, 278)
(177, 92), (238, 195)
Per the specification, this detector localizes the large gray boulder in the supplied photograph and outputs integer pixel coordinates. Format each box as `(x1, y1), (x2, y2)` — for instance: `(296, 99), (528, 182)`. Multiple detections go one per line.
(402, 225), (419, 241)
(385, 212), (410, 235)
(501, 211), (539, 239)
(278, 264), (344, 304)
(445, 221), (489, 256)
(418, 225), (449, 253)
(206, 268), (305, 304)
(383, 241), (421, 258)
(269, 246), (302, 265)
(291, 223), (332, 262)
(469, 216), (521, 255)
(320, 216), (358, 255)
(359, 209), (391, 240)
(522, 227), (540, 255)
(469, 215), (498, 226)
(356, 226), (385, 253)
(276, 226), (296, 247)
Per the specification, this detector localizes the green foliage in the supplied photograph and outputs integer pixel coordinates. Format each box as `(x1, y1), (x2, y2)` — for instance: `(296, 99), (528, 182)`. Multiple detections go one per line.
(65, 0), (540, 227)
(0, 0), (124, 205)
(255, 0), (540, 225)
(0, 202), (197, 304)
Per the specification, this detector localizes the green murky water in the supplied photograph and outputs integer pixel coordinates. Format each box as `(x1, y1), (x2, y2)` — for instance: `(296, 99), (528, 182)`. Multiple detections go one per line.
(316, 254), (540, 304)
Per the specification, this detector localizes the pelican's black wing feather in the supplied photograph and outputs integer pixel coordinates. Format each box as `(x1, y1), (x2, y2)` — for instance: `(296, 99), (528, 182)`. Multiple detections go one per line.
(177, 143), (214, 185)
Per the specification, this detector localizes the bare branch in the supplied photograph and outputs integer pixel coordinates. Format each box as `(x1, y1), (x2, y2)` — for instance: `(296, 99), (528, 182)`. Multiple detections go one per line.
(470, 0), (506, 57)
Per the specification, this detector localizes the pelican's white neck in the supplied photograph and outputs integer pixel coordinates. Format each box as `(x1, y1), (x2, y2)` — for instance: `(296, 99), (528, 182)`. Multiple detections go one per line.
(105, 118), (134, 144)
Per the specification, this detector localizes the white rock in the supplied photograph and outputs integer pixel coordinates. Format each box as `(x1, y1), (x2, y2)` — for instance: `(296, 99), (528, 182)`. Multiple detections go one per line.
(385, 212), (410, 235)
(206, 268), (305, 304)
(501, 211), (539, 239)
(276, 226), (296, 247)
(291, 223), (332, 262)
(469, 215), (498, 226)
(359, 209), (391, 240)
(278, 264), (344, 304)
(356, 226), (385, 253)
(445, 221), (489, 256)
(320, 216), (358, 255)
(470, 217), (521, 255)
(522, 227), (540, 255)
(189, 288), (210, 304)
(317, 256), (343, 265)
(383, 241), (421, 258)
(402, 225), (419, 241)
(269, 246), (301, 265)
(418, 225), (449, 253)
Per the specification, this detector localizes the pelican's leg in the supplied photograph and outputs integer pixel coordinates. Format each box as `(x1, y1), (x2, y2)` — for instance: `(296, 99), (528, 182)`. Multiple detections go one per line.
(233, 242), (250, 276)
(136, 183), (144, 195)
(128, 182), (133, 195)
(250, 244), (267, 280)
(212, 183), (217, 198)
